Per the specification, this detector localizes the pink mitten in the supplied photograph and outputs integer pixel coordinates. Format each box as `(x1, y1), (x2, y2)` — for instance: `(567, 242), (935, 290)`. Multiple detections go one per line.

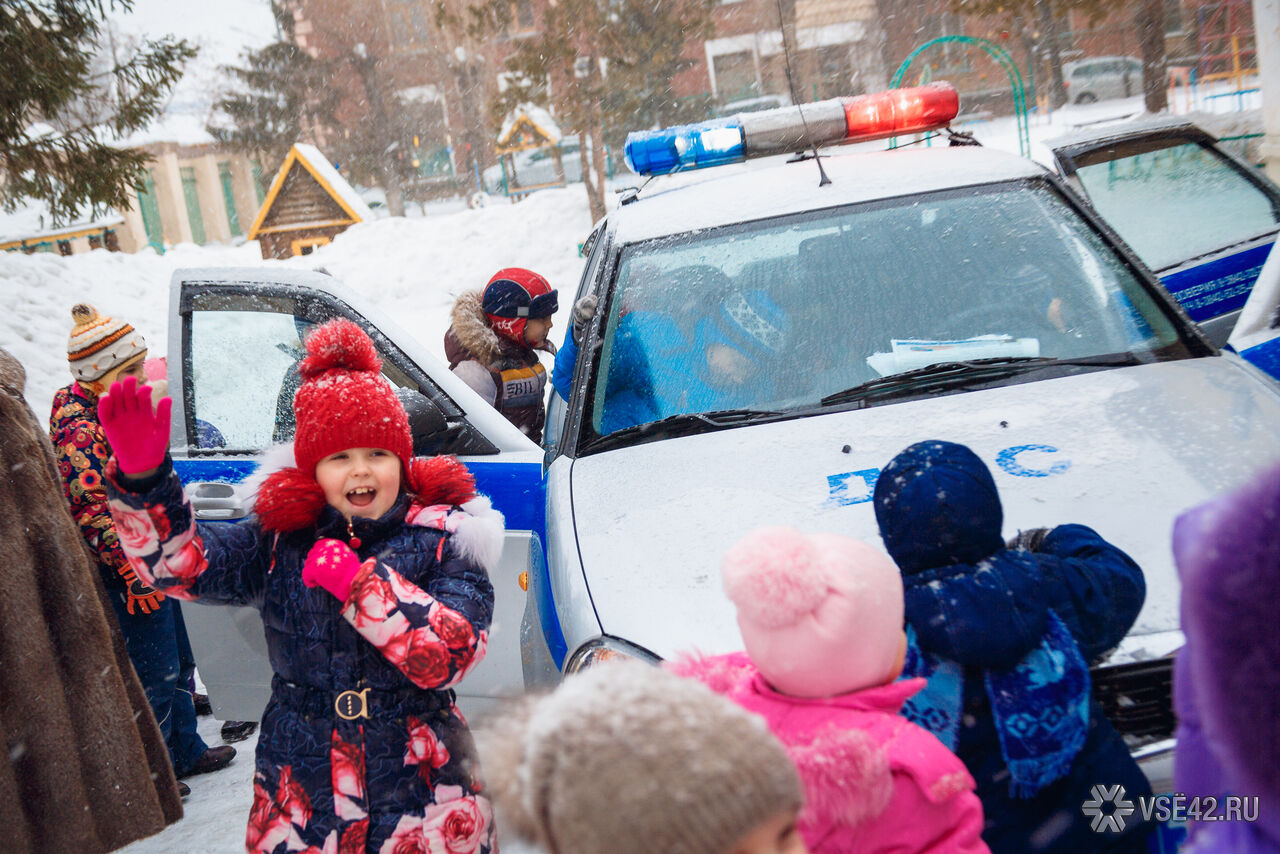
(303, 538), (363, 601)
(99, 375), (172, 475)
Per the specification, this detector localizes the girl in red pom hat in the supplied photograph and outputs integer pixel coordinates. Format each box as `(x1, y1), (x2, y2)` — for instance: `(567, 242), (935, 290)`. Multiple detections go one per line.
(94, 318), (504, 854)
(444, 267), (558, 442)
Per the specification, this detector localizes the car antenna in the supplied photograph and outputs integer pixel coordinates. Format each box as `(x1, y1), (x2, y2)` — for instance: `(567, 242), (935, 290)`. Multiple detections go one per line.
(775, 0), (830, 187)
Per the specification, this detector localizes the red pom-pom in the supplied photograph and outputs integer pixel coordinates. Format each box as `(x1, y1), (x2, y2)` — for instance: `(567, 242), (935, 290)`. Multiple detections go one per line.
(298, 318), (381, 381)
(406, 456), (476, 507)
(255, 467), (328, 532)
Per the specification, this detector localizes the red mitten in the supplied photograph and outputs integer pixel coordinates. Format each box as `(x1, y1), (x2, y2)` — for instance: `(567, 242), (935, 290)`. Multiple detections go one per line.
(302, 538), (363, 601)
(99, 375), (172, 475)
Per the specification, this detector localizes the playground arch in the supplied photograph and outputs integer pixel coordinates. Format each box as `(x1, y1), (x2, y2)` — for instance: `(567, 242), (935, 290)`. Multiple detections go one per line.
(890, 35), (1031, 158)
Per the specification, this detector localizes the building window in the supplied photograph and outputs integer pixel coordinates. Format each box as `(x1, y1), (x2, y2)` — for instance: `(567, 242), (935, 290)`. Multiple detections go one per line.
(291, 235), (331, 256)
(136, 169), (165, 253)
(514, 0), (534, 31)
(219, 161), (243, 236)
(386, 0), (433, 49)
(712, 50), (758, 101)
(180, 166), (207, 245)
(1164, 0), (1184, 35)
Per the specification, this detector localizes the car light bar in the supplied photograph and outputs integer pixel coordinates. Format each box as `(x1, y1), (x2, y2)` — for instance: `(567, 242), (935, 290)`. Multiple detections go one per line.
(624, 82), (960, 176)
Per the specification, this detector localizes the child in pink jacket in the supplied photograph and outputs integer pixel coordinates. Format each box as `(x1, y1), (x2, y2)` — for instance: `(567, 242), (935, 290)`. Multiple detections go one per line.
(671, 526), (989, 854)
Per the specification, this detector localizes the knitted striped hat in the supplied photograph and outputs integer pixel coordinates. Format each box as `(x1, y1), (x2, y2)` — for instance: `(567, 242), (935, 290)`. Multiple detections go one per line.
(67, 304), (147, 383)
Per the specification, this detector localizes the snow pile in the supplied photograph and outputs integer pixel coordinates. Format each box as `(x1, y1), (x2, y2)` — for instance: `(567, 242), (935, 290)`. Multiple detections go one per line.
(0, 186), (597, 419)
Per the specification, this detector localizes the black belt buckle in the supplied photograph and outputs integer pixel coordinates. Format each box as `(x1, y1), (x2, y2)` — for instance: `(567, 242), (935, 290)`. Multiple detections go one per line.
(335, 688), (370, 720)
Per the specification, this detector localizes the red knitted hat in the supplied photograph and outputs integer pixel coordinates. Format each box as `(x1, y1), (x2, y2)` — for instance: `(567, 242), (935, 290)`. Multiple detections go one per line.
(292, 318), (412, 476)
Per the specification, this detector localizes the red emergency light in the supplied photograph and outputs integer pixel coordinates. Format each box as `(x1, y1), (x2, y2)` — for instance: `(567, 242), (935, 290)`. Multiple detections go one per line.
(625, 82), (962, 175)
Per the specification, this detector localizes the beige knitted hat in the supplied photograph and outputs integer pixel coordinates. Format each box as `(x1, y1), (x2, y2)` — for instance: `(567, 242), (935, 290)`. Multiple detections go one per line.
(66, 303), (147, 383)
(478, 661), (803, 854)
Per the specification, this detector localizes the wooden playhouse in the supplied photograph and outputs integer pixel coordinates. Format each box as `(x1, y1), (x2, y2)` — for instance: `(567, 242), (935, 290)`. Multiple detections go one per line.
(247, 143), (373, 259)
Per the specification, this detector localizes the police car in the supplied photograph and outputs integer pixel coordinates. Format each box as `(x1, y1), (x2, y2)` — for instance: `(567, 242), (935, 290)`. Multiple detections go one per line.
(1047, 117), (1280, 352)
(169, 85), (1280, 792)
(542, 83), (1280, 788)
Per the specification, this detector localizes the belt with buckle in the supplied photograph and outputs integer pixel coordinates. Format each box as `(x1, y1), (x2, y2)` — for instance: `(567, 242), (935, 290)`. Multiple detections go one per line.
(334, 688), (371, 720)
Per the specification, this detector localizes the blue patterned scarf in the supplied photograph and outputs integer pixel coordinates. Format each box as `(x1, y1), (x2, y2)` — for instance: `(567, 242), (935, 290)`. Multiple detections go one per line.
(902, 609), (1091, 798)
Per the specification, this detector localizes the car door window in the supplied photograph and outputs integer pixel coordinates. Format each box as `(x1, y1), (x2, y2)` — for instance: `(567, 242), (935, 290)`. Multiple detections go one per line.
(1073, 139), (1280, 271)
(183, 292), (495, 455)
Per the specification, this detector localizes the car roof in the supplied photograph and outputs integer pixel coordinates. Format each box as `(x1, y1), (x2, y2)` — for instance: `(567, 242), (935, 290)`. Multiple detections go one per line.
(1045, 116), (1211, 152)
(608, 145), (1049, 244)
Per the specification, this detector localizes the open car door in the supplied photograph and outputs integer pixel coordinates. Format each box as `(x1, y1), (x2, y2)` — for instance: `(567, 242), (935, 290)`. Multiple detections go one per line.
(1051, 119), (1280, 351)
(165, 267), (549, 721)
(1228, 242), (1280, 377)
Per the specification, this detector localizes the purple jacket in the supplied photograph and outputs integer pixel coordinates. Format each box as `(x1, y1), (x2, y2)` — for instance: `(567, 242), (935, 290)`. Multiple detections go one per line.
(1172, 461), (1280, 853)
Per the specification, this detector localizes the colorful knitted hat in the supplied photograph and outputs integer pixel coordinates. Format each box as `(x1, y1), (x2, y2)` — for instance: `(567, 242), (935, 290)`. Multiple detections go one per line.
(482, 267), (558, 346)
(291, 318), (412, 476)
(66, 304), (147, 383)
(478, 661), (803, 854)
(722, 526), (905, 698)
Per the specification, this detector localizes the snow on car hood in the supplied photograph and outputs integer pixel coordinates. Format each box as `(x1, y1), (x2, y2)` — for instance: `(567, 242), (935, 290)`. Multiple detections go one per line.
(569, 356), (1280, 665)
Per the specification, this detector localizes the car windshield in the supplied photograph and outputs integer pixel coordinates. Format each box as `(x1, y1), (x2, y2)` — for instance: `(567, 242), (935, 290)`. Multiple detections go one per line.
(585, 180), (1193, 440)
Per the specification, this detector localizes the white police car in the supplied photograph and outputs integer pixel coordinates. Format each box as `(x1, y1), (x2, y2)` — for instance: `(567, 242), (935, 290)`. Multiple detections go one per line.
(540, 83), (1280, 788)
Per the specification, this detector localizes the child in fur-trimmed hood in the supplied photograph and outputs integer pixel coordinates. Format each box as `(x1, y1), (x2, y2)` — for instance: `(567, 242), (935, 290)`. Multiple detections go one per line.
(444, 268), (557, 442)
(97, 318), (503, 853)
(671, 526), (989, 854)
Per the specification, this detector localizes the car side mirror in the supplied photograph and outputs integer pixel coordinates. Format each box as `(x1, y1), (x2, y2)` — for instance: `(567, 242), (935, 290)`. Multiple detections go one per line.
(395, 388), (450, 456)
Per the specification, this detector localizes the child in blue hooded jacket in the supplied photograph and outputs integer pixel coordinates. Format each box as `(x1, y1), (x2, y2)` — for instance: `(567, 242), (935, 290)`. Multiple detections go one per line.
(872, 439), (1151, 854)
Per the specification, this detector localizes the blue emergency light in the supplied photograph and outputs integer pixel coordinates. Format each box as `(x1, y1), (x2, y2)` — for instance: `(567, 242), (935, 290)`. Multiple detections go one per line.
(623, 83), (961, 177)
(623, 120), (746, 176)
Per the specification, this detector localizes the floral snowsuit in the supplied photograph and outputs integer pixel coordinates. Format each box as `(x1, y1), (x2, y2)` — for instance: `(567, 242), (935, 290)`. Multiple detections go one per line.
(105, 459), (496, 854)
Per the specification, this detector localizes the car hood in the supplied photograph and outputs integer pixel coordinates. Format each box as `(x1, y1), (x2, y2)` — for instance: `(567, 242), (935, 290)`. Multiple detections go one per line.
(569, 357), (1280, 664)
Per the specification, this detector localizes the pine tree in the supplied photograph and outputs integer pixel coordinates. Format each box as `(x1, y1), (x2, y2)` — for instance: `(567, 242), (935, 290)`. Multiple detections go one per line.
(208, 2), (338, 194)
(0, 0), (197, 221)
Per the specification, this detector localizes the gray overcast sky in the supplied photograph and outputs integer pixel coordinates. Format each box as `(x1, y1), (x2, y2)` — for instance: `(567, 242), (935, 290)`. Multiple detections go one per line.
(113, 0), (279, 67)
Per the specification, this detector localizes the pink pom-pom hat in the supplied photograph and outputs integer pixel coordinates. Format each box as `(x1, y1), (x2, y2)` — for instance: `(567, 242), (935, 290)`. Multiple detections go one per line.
(721, 526), (904, 698)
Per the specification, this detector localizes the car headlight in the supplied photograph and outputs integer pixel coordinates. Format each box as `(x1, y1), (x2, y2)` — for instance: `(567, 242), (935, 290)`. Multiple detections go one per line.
(563, 635), (662, 673)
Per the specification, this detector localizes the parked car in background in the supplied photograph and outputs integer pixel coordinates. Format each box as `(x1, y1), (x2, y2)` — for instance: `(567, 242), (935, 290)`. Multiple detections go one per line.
(713, 93), (792, 118)
(1063, 55), (1143, 103)
(1049, 117), (1280, 349)
(483, 140), (637, 196)
(484, 140), (582, 193)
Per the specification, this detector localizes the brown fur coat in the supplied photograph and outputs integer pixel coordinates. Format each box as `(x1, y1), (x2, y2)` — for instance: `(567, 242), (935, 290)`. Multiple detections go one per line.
(0, 348), (182, 853)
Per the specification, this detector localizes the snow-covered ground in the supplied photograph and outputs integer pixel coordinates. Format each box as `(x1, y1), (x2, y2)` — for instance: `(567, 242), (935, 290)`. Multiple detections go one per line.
(2, 81), (1266, 852)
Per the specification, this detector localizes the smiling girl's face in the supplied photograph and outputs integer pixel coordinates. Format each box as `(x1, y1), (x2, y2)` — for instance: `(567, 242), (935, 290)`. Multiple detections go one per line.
(315, 447), (401, 521)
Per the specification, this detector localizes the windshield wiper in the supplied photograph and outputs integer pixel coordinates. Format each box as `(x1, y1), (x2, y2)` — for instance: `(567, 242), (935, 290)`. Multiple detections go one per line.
(586, 408), (789, 452)
(819, 354), (1143, 408)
